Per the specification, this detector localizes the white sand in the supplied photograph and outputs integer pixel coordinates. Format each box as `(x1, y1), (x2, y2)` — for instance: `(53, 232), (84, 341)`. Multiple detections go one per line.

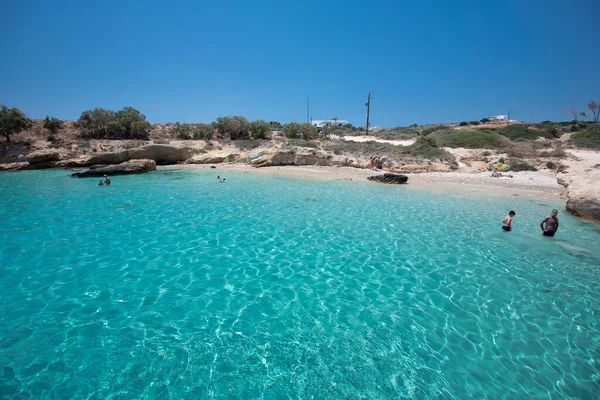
(166, 164), (566, 200)
(341, 136), (416, 146)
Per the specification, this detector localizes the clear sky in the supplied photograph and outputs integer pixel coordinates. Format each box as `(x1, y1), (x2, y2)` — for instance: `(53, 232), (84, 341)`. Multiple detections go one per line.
(1, 0), (599, 127)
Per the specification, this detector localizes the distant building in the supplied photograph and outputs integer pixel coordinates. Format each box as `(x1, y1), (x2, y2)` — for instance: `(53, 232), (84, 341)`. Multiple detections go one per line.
(312, 119), (350, 131)
(488, 115), (508, 122)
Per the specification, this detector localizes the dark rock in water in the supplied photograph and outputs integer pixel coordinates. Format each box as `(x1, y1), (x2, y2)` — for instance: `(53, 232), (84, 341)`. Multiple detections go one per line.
(72, 159), (156, 177)
(367, 173), (408, 184)
(210, 166), (216, 169)
(566, 198), (600, 221)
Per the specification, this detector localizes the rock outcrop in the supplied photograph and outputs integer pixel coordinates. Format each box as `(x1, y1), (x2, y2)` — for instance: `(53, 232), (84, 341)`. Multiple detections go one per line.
(367, 173), (409, 184)
(83, 144), (194, 166)
(185, 152), (240, 164)
(566, 199), (600, 221)
(250, 151), (330, 167)
(129, 144), (194, 165)
(86, 150), (130, 166)
(72, 159), (156, 177)
(26, 150), (61, 165)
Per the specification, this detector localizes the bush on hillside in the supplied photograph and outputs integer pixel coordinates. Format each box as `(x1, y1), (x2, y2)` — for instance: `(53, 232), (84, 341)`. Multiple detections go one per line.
(193, 123), (214, 140)
(431, 130), (510, 149)
(469, 121), (480, 125)
(76, 107), (151, 139)
(393, 136), (455, 163)
(496, 124), (553, 140)
(459, 121), (469, 126)
(375, 126), (419, 139)
(0, 105), (31, 142)
(249, 120), (271, 139)
(480, 118), (490, 123)
(508, 158), (538, 171)
(269, 121), (283, 129)
(214, 116), (250, 140)
(539, 148), (567, 158)
(421, 125), (450, 135)
(43, 116), (62, 134)
(571, 128), (600, 148)
(172, 123), (213, 140)
(283, 122), (318, 140)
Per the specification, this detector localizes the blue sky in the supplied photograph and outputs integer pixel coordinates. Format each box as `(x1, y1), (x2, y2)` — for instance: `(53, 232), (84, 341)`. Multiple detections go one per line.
(1, 0), (599, 127)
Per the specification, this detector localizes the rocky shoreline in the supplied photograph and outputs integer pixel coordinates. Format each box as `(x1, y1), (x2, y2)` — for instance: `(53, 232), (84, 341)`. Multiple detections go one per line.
(1, 140), (599, 222)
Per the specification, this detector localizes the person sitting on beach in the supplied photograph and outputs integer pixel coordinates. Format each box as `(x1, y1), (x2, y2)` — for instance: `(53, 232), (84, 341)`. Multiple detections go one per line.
(369, 156), (376, 170)
(103, 175), (111, 185)
(502, 211), (516, 232)
(540, 209), (559, 237)
(491, 170), (499, 178)
(376, 158), (383, 170)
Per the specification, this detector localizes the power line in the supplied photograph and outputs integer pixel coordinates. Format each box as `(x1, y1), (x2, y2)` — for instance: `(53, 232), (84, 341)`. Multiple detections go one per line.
(365, 92), (371, 135)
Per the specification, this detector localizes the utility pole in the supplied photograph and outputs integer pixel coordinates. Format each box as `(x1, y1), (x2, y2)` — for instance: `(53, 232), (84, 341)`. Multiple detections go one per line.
(507, 110), (511, 126)
(307, 97), (310, 123)
(365, 92), (371, 135)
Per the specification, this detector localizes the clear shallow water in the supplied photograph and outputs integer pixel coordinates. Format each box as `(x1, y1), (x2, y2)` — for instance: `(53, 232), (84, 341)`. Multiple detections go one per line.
(0, 169), (599, 399)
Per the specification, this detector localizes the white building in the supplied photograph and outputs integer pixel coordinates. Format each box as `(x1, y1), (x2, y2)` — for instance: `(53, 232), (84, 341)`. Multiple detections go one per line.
(488, 115), (508, 121)
(312, 119), (350, 131)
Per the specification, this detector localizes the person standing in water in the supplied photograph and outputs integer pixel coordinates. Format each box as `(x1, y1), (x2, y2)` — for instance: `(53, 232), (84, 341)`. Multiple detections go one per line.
(540, 209), (559, 237)
(103, 175), (111, 185)
(502, 211), (516, 232)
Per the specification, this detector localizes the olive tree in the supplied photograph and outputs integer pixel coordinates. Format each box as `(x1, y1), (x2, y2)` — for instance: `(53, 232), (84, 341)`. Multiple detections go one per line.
(214, 116), (250, 140)
(249, 120), (271, 139)
(0, 105), (31, 142)
(43, 116), (62, 134)
(588, 100), (599, 139)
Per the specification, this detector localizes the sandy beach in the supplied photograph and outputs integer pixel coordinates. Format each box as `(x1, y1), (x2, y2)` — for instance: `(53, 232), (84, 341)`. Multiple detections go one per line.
(164, 163), (567, 200)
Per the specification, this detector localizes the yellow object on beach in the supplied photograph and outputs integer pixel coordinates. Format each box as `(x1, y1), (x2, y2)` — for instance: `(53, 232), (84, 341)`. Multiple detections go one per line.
(490, 163), (510, 171)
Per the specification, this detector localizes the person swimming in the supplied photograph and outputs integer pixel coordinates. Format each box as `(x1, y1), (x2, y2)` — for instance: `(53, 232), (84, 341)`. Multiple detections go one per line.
(502, 210), (516, 232)
(540, 209), (559, 237)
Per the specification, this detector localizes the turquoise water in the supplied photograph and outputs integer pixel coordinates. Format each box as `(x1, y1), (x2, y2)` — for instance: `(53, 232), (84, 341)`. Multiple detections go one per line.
(1, 169), (599, 399)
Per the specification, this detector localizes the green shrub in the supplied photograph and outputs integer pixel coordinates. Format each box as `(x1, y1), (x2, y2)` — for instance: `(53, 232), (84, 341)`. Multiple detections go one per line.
(249, 120), (271, 139)
(192, 123), (214, 140)
(431, 130), (510, 149)
(459, 121), (469, 126)
(268, 121), (283, 129)
(172, 123), (193, 140)
(300, 123), (319, 140)
(539, 148), (567, 158)
(43, 116), (62, 134)
(76, 107), (150, 139)
(375, 126), (419, 139)
(496, 124), (553, 140)
(469, 120), (480, 125)
(571, 128), (600, 148)
(283, 122), (318, 140)
(283, 122), (301, 139)
(508, 158), (538, 171)
(393, 136), (455, 162)
(480, 118), (490, 123)
(214, 116), (250, 140)
(421, 124), (450, 135)
(173, 123), (215, 140)
(0, 105), (31, 142)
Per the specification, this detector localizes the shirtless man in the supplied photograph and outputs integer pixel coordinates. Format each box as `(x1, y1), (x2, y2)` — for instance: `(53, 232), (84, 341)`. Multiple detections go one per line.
(103, 175), (111, 185)
(502, 211), (515, 232)
(540, 209), (559, 237)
